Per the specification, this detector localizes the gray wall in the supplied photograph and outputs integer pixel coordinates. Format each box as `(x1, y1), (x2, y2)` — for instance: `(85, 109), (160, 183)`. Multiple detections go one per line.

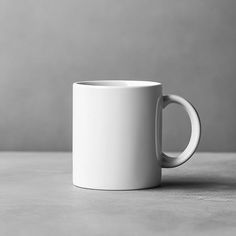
(1, 0), (236, 151)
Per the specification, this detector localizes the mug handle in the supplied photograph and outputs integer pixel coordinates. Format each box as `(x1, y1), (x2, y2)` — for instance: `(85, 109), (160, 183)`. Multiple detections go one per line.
(161, 95), (201, 168)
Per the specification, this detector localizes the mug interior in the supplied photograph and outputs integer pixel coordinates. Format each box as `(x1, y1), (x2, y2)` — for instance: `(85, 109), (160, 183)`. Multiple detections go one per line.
(76, 80), (161, 88)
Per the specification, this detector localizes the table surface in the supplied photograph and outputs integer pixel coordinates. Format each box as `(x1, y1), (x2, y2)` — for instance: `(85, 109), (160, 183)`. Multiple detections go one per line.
(1, 152), (236, 236)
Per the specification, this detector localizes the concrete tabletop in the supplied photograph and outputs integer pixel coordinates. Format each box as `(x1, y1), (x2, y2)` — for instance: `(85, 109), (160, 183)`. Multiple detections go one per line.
(0, 152), (236, 236)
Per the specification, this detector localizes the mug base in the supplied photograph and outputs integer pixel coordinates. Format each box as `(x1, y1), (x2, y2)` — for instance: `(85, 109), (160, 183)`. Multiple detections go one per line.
(73, 183), (161, 191)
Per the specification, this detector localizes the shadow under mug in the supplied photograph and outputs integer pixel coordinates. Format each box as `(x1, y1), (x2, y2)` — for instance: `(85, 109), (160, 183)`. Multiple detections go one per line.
(73, 80), (201, 190)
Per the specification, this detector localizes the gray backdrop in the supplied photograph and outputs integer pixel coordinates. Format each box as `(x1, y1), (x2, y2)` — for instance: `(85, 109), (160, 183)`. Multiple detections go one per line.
(1, 0), (236, 151)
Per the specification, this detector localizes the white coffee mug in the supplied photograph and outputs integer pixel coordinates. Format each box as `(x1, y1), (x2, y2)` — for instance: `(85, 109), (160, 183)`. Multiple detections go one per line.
(73, 80), (201, 190)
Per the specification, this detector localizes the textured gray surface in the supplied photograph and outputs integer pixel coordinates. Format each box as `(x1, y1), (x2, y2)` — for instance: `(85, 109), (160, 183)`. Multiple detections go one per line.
(1, 152), (236, 236)
(1, 0), (236, 151)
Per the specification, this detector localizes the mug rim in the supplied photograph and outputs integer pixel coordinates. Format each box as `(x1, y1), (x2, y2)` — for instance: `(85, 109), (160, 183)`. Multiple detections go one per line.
(74, 80), (162, 88)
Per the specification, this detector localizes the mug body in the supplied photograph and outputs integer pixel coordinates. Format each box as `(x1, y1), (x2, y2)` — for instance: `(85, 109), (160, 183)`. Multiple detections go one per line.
(73, 80), (162, 190)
